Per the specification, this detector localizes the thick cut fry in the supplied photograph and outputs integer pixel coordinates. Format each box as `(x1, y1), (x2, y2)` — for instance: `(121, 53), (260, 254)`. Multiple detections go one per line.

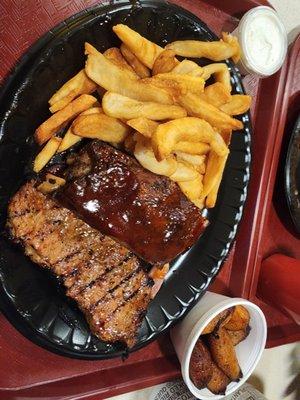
(103, 92), (186, 121)
(201, 82), (231, 108)
(33, 137), (62, 172)
(85, 50), (173, 105)
(202, 308), (234, 335)
(127, 118), (159, 138)
(222, 32), (241, 64)
(37, 174), (66, 194)
(104, 47), (138, 78)
(142, 76), (184, 101)
(170, 161), (198, 182)
(227, 326), (251, 346)
(113, 24), (163, 68)
(201, 149), (228, 203)
(166, 33), (241, 63)
(152, 49), (179, 75)
(224, 305), (250, 331)
(220, 95), (251, 115)
(174, 141), (210, 155)
(134, 137), (177, 177)
(155, 73), (205, 95)
(80, 106), (103, 116)
(189, 339), (213, 389)
(178, 173), (203, 201)
(202, 63), (231, 93)
(208, 327), (242, 381)
(152, 117), (228, 161)
(207, 362), (230, 395)
(171, 60), (203, 77)
(120, 44), (151, 78)
(179, 92), (243, 131)
(175, 152), (206, 169)
(49, 70), (97, 113)
(84, 42), (100, 56)
(35, 94), (97, 145)
(72, 113), (130, 143)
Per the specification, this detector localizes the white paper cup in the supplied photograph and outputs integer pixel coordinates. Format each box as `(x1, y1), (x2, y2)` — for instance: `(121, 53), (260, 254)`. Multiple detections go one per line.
(170, 292), (267, 399)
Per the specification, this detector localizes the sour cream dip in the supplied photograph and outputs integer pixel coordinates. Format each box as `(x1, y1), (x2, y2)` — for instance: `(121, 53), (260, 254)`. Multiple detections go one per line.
(233, 6), (287, 77)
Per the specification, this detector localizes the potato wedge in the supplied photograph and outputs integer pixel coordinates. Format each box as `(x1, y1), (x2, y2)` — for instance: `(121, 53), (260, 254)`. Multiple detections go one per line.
(179, 92), (243, 131)
(120, 44), (151, 78)
(208, 327), (242, 381)
(37, 173), (66, 194)
(174, 141), (210, 155)
(102, 92), (186, 121)
(72, 113), (130, 143)
(112, 24), (163, 68)
(178, 173), (203, 201)
(127, 118), (159, 138)
(227, 326), (251, 346)
(207, 362), (230, 395)
(166, 32), (240, 63)
(155, 73), (205, 95)
(152, 117), (228, 161)
(220, 94), (251, 115)
(170, 161), (198, 182)
(104, 47), (138, 78)
(224, 305), (250, 331)
(85, 49), (173, 105)
(33, 137), (62, 172)
(35, 94), (98, 145)
(205, 152), (229, 208)
(201, 308), (234, 335)
(201, 82), (231, 108)
(201, 149), (228, 202)
(49, 70), (97, 113)
(171, 59), (203, 77)
(134, 137), (177, 177)
(152, 49), (179, 75)
(189, 339), (213, 389)
(202, 63), (231, 93)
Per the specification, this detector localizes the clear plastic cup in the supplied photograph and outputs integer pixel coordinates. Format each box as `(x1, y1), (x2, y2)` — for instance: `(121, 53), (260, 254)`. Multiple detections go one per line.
(170, 292), (267, 400)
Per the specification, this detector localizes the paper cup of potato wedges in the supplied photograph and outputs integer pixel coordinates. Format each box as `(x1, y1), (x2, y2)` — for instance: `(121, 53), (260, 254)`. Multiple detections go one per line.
(170, 292), (267, 399)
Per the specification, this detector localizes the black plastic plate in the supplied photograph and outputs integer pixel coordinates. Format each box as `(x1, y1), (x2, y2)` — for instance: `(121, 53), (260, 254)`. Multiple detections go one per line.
(0, 0), (251, 359)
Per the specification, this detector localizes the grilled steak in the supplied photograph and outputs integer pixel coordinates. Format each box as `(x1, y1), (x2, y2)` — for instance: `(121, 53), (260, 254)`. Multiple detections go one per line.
(56, 141), (207, 265)
(7, 181), (152, 347)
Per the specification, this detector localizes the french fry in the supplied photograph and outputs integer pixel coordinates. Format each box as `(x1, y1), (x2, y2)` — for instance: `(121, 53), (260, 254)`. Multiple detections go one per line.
(171, 59), (203, 77)
(142, 75), (184, 101)
(202, 308), (234, 335)
(178, 173), (203, 201)
(155, 73), (205, 95)
(175, 152), (206, 174)
(104, 47), (138, 78)
(80, 106), (103, 116)
(201, 149), (228, 202)
(179, 92), (243, 131)
(102, 92), (186, 121)
(166, 32), (240, 63)
(224, 305), (250, 331)
(152, 117), (228, 161)
(85, 49), (173, 105)
(49, 70), (97, 113)
(220, 95), (251, 115)
(174, 141), (210, 155)
(127, 118), (159, 138)
(72, 113), (130, 143)
(170, 161), (198, 182)
(189, 339), (213, 389)
(152, 49), (179, 75)
(120, 44), (151, 78)
(201, 82), (231, 108)
(33, 137), (62, 172)
(208, 327), (242, 381)
(37, 173), (66, 194)
(227, 327), (251, 346)
(112, 24), (163, 68)
(207, 362), (230, 395)
(202, 63), (231, 93)
(35, 94), (98, 145)
(134, 136), (177, 177)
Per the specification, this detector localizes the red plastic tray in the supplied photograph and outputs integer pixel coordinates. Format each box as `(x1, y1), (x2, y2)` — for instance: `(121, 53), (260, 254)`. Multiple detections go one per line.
(0, 0), (295, 399)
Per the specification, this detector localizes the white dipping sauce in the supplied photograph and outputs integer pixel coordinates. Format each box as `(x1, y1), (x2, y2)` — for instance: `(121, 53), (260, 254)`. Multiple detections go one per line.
(234, 7), (287, 77)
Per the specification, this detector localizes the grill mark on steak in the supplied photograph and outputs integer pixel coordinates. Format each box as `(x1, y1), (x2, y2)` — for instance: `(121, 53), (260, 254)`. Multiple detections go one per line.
(7, 181), (152, 347)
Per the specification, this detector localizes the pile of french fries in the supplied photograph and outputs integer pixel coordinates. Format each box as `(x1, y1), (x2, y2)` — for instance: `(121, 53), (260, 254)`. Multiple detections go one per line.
(33, 24), (251, 208)
(190, 305), (250, 395)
